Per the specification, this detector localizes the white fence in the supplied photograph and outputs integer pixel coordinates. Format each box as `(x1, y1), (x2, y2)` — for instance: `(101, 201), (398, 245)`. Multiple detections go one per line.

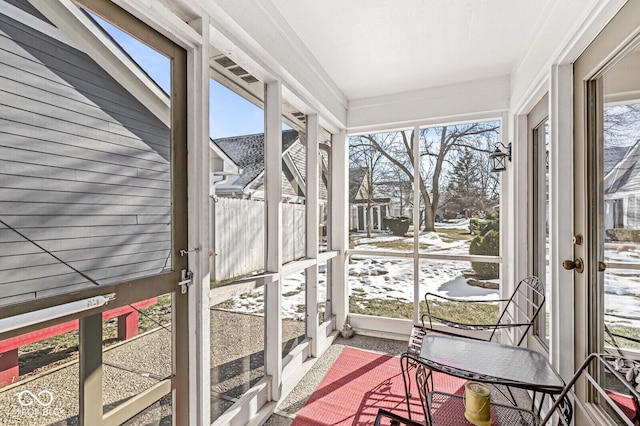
(212, 197), (305, 282)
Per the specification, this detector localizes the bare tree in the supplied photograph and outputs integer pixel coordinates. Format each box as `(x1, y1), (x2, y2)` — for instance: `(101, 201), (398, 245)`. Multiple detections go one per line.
(349, 134), (389, 237)
(361, 122), (499, 231)
(604, 103), (640, 145)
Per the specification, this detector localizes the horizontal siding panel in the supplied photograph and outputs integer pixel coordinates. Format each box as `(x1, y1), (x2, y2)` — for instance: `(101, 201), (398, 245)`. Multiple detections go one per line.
(0, 110), (170, 161)
(0, 160), (171, 194)
(71, 250), (171, 272)
(74, 170), (170, 190)
(0, 135), (170, 173)
(0, 158), (78, 181)
(35, 282), (98, 299)
(1, 263), (82, 284)
(0, 145), (139, 179)
(39, 234), (171, 253)
(0, 252), (61, 271)
(0, 255), (171, 294)
(0, 247), (170, 274)
(0, 224), (171, 242)
(0, 58), (167, 133)
(0, 234), (167, 257)
(31, 265), (172, 300)
(0, 74), (169, 139)
(0, 21), (165, 119)
(98, 268), (171, 286)
(0, 215), (139, 228)
(0, 291), (35, 307)
(0, 202), (170, 216)
(85, 258), (171, 282)
(0, 272), (90, 298)
(137, 215), (171, 224)
(0, 12), (178, 302)
(0, 174), (171, 198)
(0, 241), (42, 257)
(0, 188), (171, 207)
(55, 241), (171, 262)
(35, 282), (95, 299)
(0, 87), (170, 149)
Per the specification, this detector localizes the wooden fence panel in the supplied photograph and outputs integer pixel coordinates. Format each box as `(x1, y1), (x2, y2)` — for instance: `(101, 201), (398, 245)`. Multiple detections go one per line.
(213, 197), (264, 282)
(213, 198), (307, 281)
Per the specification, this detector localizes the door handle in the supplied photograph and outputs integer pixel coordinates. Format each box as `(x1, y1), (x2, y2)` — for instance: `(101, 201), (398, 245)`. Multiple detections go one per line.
(562, 258), (584, 273)
(598, 261), (607, 272)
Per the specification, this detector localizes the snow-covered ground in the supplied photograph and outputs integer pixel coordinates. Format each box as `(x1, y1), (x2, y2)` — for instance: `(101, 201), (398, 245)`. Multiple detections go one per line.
(217, 218), (640, 334)
(219, 219), (497, 319)
(604, 247), (640, 328)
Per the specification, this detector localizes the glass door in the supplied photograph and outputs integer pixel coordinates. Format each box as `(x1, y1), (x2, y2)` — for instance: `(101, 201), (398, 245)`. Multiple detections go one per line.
(573, 1), (640, 422)
(528, 95), (550, 348)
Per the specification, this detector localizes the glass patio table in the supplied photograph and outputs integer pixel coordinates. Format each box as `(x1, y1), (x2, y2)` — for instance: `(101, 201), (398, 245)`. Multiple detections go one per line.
(403, 335), (566, 424)
(418, 335), (565, 394)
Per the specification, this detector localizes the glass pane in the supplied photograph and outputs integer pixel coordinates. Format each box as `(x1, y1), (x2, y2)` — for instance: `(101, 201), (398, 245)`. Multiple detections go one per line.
(318, 261), (328, 325)
(601, 41), (640, 354)
(210, 79), (266, 282)
(0, 5), (172, 308)
(282, 121), (306, 264)
(209, 75), (266, 422)
(0, 325), (80, 424)
(349, 130), (413, 252)
(533, 119), (551, 344)
(419, 259), (500, 325)
(102, 294), (172, 416)
(210, 284), (265, 421)
(282, 271), (306, 358)
(418, 122), (501, 257)
(349, 255), (414, 319)
(319, 136), (331, 253)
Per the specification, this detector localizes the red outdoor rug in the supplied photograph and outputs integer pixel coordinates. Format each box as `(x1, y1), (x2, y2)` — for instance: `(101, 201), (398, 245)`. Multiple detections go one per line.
(291, 346), (465, 426)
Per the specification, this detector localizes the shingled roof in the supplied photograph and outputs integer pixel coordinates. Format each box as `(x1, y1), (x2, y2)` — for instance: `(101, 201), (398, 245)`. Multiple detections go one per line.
(214, 129), (299, 190)
(605, 140), (640, 194)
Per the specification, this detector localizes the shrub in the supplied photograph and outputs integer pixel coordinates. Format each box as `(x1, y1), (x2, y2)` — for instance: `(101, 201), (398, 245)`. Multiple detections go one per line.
(606, 228), (640, 242)
(469, 229), (499, 278)
(383, 216), (410, 236)
(469, 212), (499, 236)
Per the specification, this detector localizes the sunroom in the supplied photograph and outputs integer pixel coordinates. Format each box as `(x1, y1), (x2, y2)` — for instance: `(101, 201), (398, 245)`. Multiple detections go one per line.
(0, 0), (639, 425)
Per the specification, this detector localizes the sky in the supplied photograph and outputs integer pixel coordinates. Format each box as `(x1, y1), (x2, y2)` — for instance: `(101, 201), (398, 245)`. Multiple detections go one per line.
(91, 13), (266, 139)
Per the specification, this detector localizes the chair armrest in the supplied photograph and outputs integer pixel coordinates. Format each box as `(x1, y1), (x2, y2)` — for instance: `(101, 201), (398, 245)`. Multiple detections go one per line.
(425, 292), (508, 307)
(421, 312), (501, 332)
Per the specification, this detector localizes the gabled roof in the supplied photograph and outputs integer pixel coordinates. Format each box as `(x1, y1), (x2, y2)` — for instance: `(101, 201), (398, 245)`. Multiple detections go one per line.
(604, 140), (640, 194)
(214, 129), (299, 190)
(349, 167), (391, 204)
(349, 168), (367, 201)
(604, 145), (631, 176)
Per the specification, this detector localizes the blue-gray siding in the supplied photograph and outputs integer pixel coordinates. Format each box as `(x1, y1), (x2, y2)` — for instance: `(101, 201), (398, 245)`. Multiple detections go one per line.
(0, 11), (171, 307)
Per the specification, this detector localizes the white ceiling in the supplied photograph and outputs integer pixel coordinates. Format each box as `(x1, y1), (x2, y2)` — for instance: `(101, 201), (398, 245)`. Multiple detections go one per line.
(270, 0), (557, 101)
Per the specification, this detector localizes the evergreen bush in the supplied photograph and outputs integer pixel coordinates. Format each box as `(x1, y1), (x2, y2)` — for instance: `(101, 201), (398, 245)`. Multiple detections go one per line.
(383, 216), (410, 236)
(468, 212), (500, 279)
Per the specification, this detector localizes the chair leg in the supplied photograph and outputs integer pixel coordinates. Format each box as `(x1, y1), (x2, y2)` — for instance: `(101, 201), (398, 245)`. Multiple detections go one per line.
(400, 354), (415, 421)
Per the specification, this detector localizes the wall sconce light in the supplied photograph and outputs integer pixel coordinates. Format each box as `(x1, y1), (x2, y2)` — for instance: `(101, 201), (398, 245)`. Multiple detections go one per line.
(490, 142), (512, 172)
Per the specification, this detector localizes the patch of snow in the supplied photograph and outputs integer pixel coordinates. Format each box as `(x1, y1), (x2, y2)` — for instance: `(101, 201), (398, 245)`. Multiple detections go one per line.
(435, 218), (470, 229)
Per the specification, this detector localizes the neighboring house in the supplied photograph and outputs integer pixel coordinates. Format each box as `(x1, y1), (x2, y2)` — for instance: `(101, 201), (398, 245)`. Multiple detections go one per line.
(0, 0), (233, 306)
(349, 168), (390, 232)
(0, 0), (173, 305)
(603, 140), (640, 231)
(212, 129), (328, 203)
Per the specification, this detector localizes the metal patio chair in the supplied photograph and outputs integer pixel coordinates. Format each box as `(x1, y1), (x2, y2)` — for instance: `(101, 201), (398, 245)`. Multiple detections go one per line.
(541, 353), (640, 425)
(400, 275), (545, 420)
(421, 275), (545, 346)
